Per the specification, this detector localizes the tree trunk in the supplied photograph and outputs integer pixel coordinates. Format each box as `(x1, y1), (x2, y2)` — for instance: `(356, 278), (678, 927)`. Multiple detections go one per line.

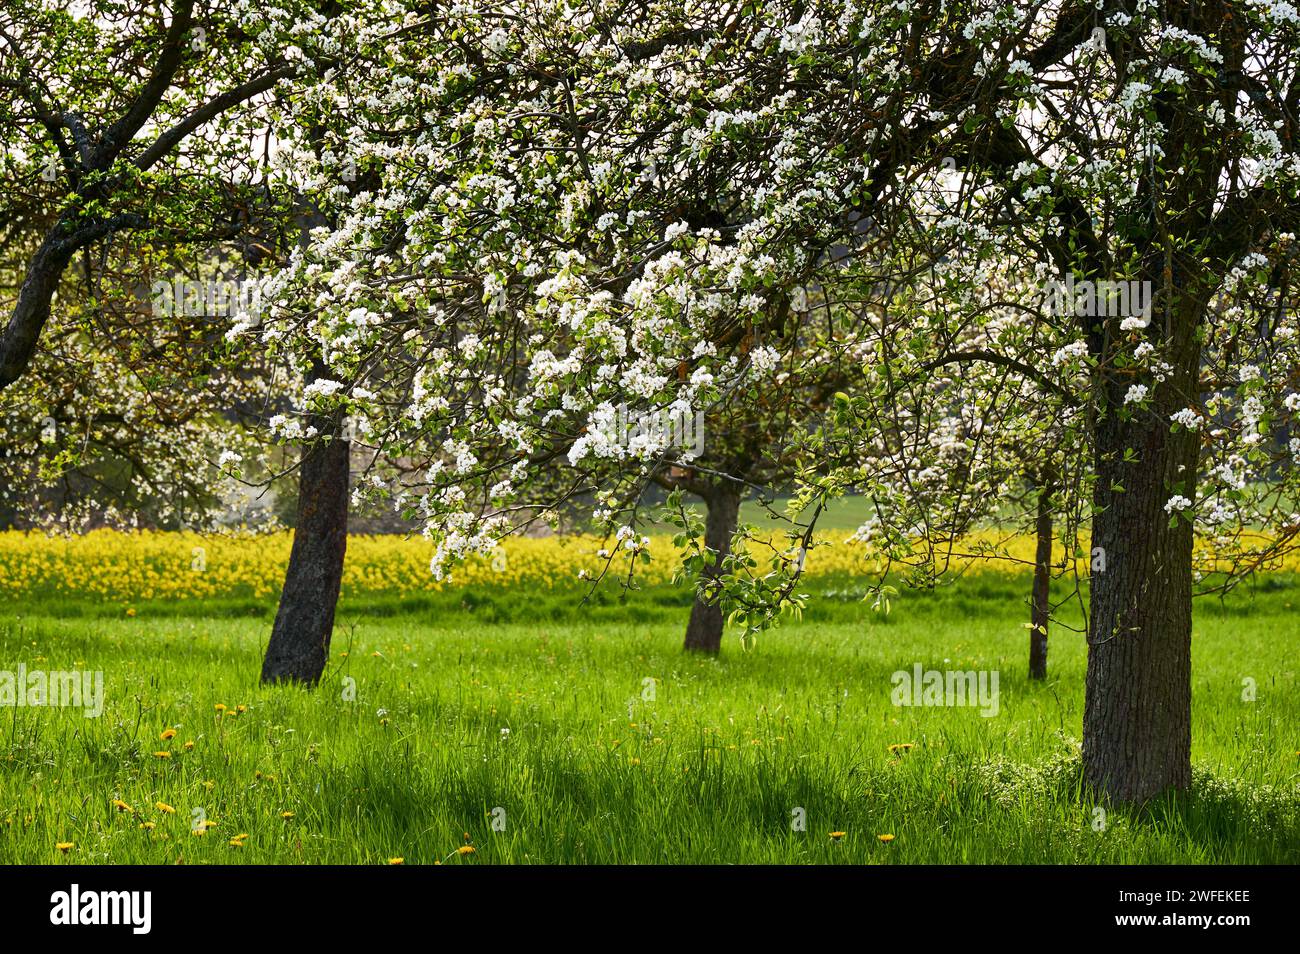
(1028, 475), (1053, 680)
(260, 394), (350, 686)
(683, 486), (741, 653)
(1083, 363), (1198, 801)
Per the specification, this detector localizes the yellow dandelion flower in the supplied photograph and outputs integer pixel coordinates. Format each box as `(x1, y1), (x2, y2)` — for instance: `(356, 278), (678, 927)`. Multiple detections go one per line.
(184, 740), (194, 751)
(228, 837), (247, 847)
(153, 751), (171, 759)
(56, 842), (75, 853)
(214, 704), (227, 713)
(457, 846), (475, 855)
(125, 608), (136, 617)
(155, 802), (175, 814)
(237, 705), (247, 713)
(878, 834), (896, 843)
(139, 822), (156, 830)
(281, 811), (294, 819)
(160, 728), (177, 741)
(829, 831), (846, 840)
(388, 857), (404, 865)
(112, 799), (133, 813)
(887, 743), (914, 755)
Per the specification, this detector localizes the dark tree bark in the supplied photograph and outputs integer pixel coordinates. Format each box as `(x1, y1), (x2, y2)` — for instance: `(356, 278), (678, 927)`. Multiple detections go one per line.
(260, 383), (350, 685)
(1028, 473), (1054, 680)
(1082, 300), (1201, 802)
(683, 485), (741, 653)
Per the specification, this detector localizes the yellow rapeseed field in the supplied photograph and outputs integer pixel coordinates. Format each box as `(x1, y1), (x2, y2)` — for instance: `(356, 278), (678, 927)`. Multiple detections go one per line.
(0, 528), (1292, 602)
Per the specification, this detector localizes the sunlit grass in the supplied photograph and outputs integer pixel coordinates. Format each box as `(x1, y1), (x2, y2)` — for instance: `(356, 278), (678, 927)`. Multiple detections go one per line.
(2, 572), (1296, 864)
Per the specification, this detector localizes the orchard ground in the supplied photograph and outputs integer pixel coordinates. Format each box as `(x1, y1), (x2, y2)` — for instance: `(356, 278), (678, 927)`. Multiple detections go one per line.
(1, 552), (1297, 865)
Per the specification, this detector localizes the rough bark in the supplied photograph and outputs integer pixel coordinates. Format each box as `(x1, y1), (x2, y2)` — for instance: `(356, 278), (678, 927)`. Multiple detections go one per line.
(683, 486), (741, 653)
(1028, 475), (1053, 680)
(260, 397), (350, 685)
(1083, 313), (1200, 802)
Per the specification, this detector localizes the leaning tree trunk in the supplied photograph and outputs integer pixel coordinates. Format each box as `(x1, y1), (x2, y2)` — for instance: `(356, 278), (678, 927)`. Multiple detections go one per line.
(683, 486), (741, 653)
(1083, 318), (1200, 802)
(260, 389), (350, 685)
(1028, 474), (1054, 680)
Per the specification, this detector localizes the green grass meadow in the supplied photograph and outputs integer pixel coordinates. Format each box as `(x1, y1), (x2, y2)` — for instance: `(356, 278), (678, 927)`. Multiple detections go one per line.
(2, 573), (1298, 864)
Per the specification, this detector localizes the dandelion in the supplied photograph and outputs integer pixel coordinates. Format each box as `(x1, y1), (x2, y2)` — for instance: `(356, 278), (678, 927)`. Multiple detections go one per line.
(457, 846), (475, 855)
(388, 857), (404, 865)
(112, 799), (133, 813)
(228, 833), (249, 848)
(153, 751), (171, 759)
(184, 740), (194, 751)
(214, 704), (227, 713)
(829, 831), (846, 840)
(160, 729), (177, 740)
(878, 834), (896, 843)
(139, 821), (156, 830)
(125, 607), (136, 617)
(56, 842), (75, 853)
(887, 743), (914, 755)
(281, 811), (294, 819)
(156, 802), (175, 814)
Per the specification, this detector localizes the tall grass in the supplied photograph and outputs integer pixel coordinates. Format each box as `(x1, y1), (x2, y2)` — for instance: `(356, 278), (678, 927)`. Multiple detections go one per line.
(1, 573), (1296, 864)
